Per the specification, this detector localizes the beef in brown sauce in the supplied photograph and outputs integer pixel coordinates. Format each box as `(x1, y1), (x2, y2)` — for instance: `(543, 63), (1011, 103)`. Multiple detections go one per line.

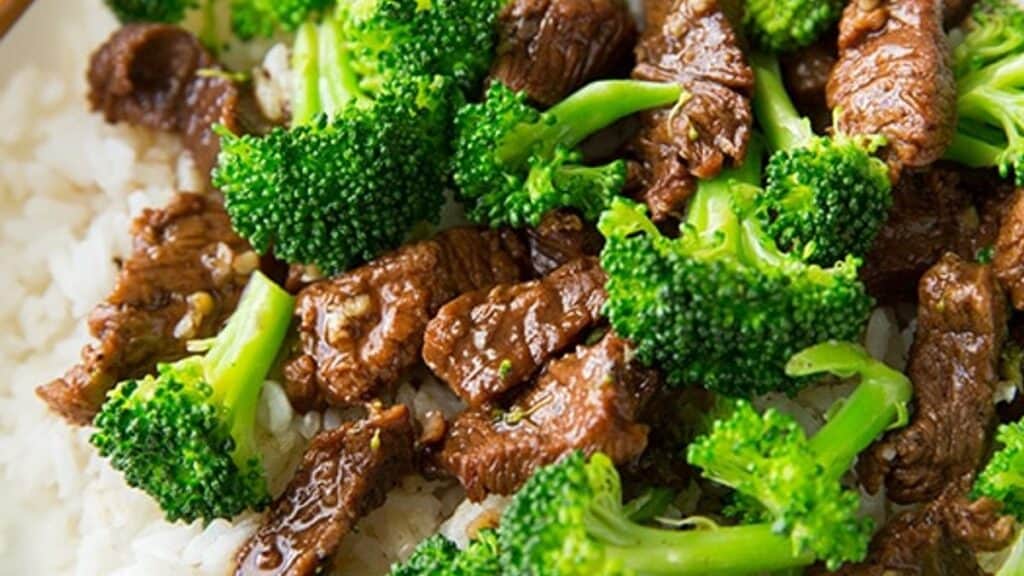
(88, 24), (265, 180)
(524, 210), (604, 277)
(993, 188), (1024, 309)
(628, 0), (753, 221)
(828, 0), (956, 175)
(234, 405), (415, 576)
(422, 257), (607, 407)
(858, 253), (1008, 504)
(282, 228), (528, 411)
(489, 0), (636, 107)
(37, 193), (256, 425)
(828, 487), (1013, 576)
(780, 35), (837, 134)
(435, 333), (657, 500)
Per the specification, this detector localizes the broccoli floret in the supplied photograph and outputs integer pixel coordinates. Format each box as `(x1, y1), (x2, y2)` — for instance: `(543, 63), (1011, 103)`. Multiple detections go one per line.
(744, 0), (843, 52)
(599, 140), (872, 396)
(340, 0), (505, 96)
(751, 52), (892, 266)
(391, 531), (500, 576)
(104, 0), (199, 23)
(453, 80), (684, 227)
(945, 0), (1024, 186)
(996, 528), (1024, 576)
(974, 419), (1024, 519)
(497, 342), (911, 575)
(230, 0), (334, 39)
(90, 271), (294, 524)
(214, 15), (457, 274)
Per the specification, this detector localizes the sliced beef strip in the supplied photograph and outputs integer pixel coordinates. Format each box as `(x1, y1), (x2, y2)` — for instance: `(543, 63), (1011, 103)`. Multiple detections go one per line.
(234, 405), (415, 576)
(435, 333), (657, 501)
(36, 193), (255, 425)
(827, 487), (1014, 576)
(944, 0), (977, 28)
(88, 24), (266, 180)
(488, 0), (636, 107)
(994, 189), (1024, 310)
(422, 257), (607, 407)
(861, 164), (1012, 304)
(780, 34), (837, 134)
(282, 228), (528, 411)
(827, 0), (956, 174)
(858, 253), (1008, 504)
(627, 0), (753, 221)
(523, 210), (603, 277)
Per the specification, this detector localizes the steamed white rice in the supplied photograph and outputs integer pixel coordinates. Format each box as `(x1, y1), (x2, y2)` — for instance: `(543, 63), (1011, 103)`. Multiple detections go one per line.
(0, 1), (916, 575)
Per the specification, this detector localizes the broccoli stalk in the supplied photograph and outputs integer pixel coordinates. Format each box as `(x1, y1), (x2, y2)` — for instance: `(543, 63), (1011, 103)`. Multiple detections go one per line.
(599, 139), (872, 396)
(90, 271), (295, 524)
(945, 0), (1024, 185)
(497, 342), (912, 575)
(453, 80), (685, 227)
(744, 0), (844, 52)
(751, 51), (892, 266)
(996, 528), (1024, 576)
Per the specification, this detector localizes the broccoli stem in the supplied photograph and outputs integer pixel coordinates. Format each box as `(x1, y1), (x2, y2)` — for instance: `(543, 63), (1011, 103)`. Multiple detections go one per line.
(958, 52), (1024, 95)
(598, 523), (813, 575)
(292, 22), (322, 127)
(946, 130), (1009, 167)
(750, 52), (814, 153)
(204, 271), (295, 463)
(496, 80), (684, 167)
(787, 342), (912, 477)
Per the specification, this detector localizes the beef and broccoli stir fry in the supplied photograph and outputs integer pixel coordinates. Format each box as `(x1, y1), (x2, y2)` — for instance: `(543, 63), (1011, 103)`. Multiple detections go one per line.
(31, 0), (1024, 574)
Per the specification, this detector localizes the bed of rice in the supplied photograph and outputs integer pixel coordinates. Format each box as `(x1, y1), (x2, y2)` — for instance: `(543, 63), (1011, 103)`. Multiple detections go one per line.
(0, 2), (916, 575)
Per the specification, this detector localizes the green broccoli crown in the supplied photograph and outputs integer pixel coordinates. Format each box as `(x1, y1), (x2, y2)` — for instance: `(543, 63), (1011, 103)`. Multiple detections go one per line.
(104, 0), (198, 23)
(598, 145), (873, 396)
(453, 80), (683, 227)
(391, 531), (501, 576)
(90, 272), (295, 523)
(945, 0), (1024, 186)
(974, 419), (1024, 519)
(230, 0), (335, 39)
(214, 71), (455, 274)
(340, 0), (505, 96)
(744, 0), (843, 52)
(751, 52), (892, 265)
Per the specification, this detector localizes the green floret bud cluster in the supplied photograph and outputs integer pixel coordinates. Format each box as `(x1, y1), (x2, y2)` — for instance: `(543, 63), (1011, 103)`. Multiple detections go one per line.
(759, 133), (892, 266)
(104, 0), (198, 23)
(744, 0), (843, 52)
(215, 76), (455, 274)
(453, 80), (683, 228)
(974, 419), (1024, 519)
(90, 272), (295, 524)
(599, 161), (872, 396)
(390, 531), (500, 576)
(230, 0), (335, 39)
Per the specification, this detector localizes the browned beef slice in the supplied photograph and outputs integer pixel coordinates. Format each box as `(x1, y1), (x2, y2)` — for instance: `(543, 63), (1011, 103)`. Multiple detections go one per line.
(36, 194), (255, 425)
(489, 0), (636, 107)
(827, 0), (956, 174)
(628, 0), (753, 221)
(234, 405), (414, 576)
(423, 257), (607, 407)
(87, 24), (263, 179)
(994, 189), (1024, 309)
(827, 489), (1013, 576)
(860, 164), (1012, 303)
(282, 228), (527, 411)
(780, 35), (837, 134)
(858, 253), (1007, 504)
(944, 0), (977, 28)
(436, 333), (656, 500)
(524, 210), (603, 277)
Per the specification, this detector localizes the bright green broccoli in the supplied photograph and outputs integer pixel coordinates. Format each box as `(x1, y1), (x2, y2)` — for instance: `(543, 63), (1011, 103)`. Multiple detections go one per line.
(996, 528), (1024, 576)
(391, 531), (500, 576)
(974, 418), (1024, 519)
(945, 0), (1024, 186)
(90, 271), (294, 524)
(497, 342), (911, 575)
(453, 80), (684, 227)
(751, 51), (892, 266)
(230, 0), (334, 39)
(103, 0), (198, 23)
(744, 0), (844, 52)
(599, 140), (872, 396)
(214, 13), (457, 274)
